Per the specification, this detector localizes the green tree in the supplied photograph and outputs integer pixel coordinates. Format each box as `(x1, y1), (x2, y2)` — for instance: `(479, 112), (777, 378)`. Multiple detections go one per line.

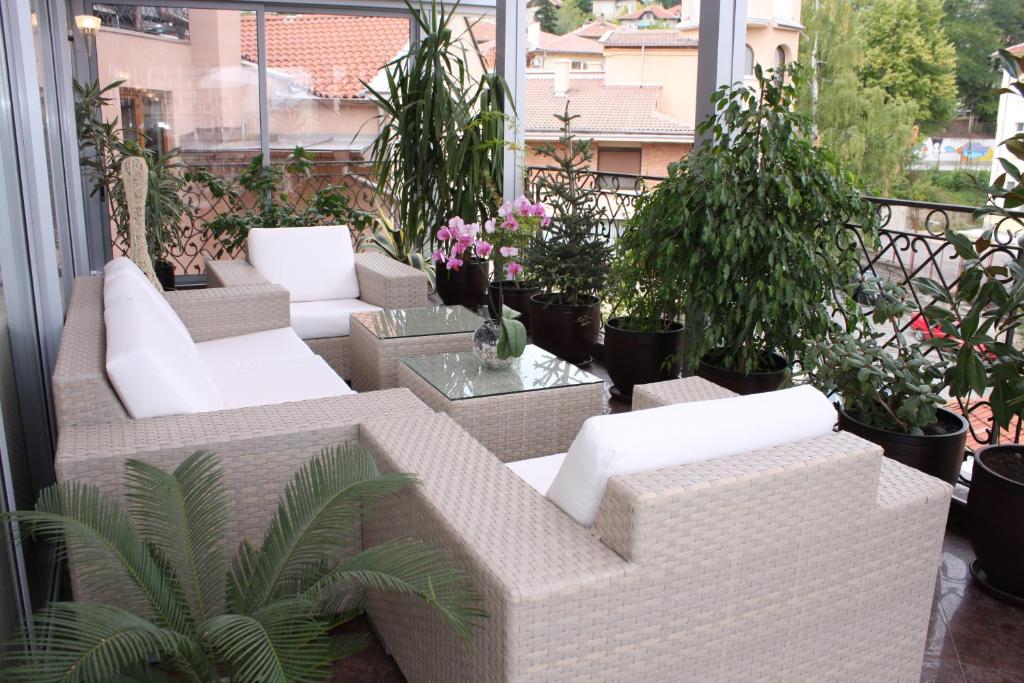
(659, 0), (682, 7)
(859, 0), (958, 134)
(800, 0), (919, 195)
(535, 0), (558, 34)
(942, 0), (1024, 127)
(577, 0), (593, 15)
(555, 0), (589, 34)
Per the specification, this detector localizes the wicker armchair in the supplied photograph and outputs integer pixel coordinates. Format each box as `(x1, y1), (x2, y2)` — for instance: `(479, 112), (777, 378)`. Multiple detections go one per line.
(358, 378), (952, 682)
(207, 252), (429, 377)
(52, 275), (432, 604)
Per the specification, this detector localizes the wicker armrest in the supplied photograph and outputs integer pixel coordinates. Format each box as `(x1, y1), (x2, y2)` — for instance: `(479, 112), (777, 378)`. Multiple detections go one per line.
(354, 253), (430, 309)
(205, 258), (270, 287)
(165, 284), (290, 342)
(632, 376), (738, 410)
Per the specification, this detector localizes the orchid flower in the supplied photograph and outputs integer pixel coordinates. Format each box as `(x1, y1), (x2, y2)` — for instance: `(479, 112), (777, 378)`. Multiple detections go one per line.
(437, 226), (452, 241)
(446, 256), (464, 270)
(484, 218), (496, 233)
(499, 246), (518, 257)
(476, 240), (493, 257)
(506, 261), (523, 278)
(431, 248), (445, 262)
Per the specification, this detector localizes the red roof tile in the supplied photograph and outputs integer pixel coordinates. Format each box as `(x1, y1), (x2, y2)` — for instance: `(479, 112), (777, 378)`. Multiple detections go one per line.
(533, 31), (605, 55)
(240, 14), (408, 99)
(620, 5), (677, 20)
(573, 19), (617, 39)
(470, 19), (496, 45)
(525, 75), (692, 137)
(601, 29), (697, 48)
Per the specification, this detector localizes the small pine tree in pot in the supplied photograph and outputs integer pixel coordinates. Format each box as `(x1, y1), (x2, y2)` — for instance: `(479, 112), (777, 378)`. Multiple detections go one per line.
(524, 107), (612, 365)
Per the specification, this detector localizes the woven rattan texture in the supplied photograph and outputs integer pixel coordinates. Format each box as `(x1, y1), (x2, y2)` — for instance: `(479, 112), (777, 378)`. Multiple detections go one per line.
(165, 284), (290, 343)
(631, 376), (738, 410)
(58, 389), (431, 604)
(361, 402), (950, 681)
(349, 321), (475, 391)
(205, 259), (270, 287)
(397, 363), (604, 462)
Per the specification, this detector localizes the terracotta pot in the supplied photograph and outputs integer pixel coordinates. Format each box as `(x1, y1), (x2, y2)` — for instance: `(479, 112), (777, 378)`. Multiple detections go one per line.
(528, 293), (600, 366)
(488, 281), (541, 330)
(604, 317), (684, 399)
(696, 351), (788, 395)
(435, 258), (488, 310)
(837, 406), (968, 486)
(968, 445), (1024, 601)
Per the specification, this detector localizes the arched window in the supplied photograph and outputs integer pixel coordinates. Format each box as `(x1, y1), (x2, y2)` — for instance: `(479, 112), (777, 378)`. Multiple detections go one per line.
(775, 45), (788, 68)
(744, 44), (754, 75)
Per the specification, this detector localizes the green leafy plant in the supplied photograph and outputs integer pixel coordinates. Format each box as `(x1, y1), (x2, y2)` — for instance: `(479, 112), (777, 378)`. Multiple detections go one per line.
(497, 305), (527, 359)
(807, 280), (947, 434)
(2, 445), (483, 682)
(75, 79), (190, 265)
(625, 64), (875, 373)
(523, 107), (612, 306)
(185, 148), (372, 258)
(363, 0), (509, 272)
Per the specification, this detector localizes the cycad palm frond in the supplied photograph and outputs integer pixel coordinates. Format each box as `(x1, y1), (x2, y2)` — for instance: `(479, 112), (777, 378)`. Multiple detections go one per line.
(10, 481), (189, 633)
(309, 538), (486, 641)
(125, 451), (228, 628)
(2, 602), (192, 683)
(227, 444), (415, 613)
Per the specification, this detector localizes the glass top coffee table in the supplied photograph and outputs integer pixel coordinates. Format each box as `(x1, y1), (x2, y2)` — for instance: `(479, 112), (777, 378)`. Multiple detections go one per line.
(349, 306), (484, 391)
(398, 344), (605, 462)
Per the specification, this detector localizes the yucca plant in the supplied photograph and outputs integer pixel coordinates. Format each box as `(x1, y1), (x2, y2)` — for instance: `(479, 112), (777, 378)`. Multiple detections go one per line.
(2, 445), (483, 682)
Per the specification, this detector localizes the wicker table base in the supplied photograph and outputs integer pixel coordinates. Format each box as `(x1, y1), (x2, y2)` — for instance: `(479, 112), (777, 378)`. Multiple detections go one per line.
(397, 362), (604, 462)
(349, 317), (475, 392)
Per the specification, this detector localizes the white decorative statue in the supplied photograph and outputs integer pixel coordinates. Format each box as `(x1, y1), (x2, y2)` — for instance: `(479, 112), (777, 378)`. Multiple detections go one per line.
(122, 156), (162, 289)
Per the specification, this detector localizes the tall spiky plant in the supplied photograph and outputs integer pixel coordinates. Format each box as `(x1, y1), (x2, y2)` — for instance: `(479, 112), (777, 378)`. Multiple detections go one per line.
(2, 445), (484, 682)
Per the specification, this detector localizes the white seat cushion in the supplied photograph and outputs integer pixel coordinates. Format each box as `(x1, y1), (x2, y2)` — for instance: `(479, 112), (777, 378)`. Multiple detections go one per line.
(290, 299), (383, 340)
(507, 453), (567, 496)
(209, 355), (355, 410)
(105, 298), (224, 419)
(103, 257), (195, 353)
(247, 226), (360, 302)
(546, 385), (838, 526)
(195, 327), (313, 374)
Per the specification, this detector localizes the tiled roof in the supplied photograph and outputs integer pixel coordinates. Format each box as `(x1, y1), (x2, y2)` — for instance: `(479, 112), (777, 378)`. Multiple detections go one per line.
(477, 39), (497, 69)
(666, 5), (682, 16)
(573, 19), (617, 39)
(1008, 42), (1024, 56)
(525, 76), (692, 137)
(601, 29), (697, 48)
(469, 19), (496, 45)
(240, 14), (408, 99)
(533, 31), (605, 55)
(619, 5), (677, 20)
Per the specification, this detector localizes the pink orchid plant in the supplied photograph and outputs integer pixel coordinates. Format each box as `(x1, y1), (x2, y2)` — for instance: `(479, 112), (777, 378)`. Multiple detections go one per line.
(431, 217), (492, 271)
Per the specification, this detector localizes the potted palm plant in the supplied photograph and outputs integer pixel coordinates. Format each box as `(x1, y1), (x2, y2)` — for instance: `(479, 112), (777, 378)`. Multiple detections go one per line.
(634, 65), (873, 393)
(2, 444), (483, 680)
(524, 108), (612, 366)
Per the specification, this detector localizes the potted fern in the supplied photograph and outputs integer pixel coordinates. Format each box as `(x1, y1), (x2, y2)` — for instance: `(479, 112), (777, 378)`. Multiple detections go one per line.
(524, 107), (612, 366)
(2, 444), (482, 680)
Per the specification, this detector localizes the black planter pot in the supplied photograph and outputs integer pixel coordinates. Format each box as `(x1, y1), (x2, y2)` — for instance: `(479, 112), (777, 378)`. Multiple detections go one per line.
(154, 259), (176, 291)
(435, 258), (488, 310)
(488, 281), (541, 330)
(696, 351), (788, 395)
(604, 317), (684, 400)
(967, 445), (1024, 602)
(528, 293), (600, 366)
(837, 406), (968, 486)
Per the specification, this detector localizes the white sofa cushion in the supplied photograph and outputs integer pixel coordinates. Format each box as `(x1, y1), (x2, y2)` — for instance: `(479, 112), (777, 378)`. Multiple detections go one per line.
(195, 327), (313, 373)
(103, 257), (195, 352)
(546, 385), (838, 526)
(209, 355), (355, 410)
(507, 453), (567, 496)
(247, 226), (360, 302)
(290, 299), (383, 340)
(105, 298), (225, 419)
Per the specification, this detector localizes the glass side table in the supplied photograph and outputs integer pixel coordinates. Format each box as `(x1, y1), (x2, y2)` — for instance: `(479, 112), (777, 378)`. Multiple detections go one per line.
(398, 344), (604, 462)
(349, 306), (483, 391)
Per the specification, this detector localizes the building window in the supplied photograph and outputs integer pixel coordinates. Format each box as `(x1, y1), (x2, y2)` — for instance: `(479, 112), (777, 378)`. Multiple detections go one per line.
(1016, 122), (1024, 133)
(597, 146), (642, 187)
(775, 45), (788, 68)
(119, 87), (171, 156)
(745, 45), (754, 75)
(571, 60), (588, 71)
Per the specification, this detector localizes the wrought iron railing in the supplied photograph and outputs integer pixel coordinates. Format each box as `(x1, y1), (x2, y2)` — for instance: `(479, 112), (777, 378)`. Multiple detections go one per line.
(525, 165), (1023, 448)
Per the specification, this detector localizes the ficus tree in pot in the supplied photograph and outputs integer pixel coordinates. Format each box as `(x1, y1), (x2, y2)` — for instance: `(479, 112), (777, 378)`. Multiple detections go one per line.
(524, 106), (612, 366)
(637, 64), (874, 393)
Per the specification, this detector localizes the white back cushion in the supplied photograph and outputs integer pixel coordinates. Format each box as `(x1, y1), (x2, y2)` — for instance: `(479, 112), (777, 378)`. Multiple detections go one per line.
(105, 297), (224, 419)
(247, 226), (359, 302)
(103, 257), (195, 353)
(546, 385), (838, 526)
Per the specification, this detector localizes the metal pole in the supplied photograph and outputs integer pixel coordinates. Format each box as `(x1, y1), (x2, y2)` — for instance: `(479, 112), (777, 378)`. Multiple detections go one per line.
(496, 0), (526, 201)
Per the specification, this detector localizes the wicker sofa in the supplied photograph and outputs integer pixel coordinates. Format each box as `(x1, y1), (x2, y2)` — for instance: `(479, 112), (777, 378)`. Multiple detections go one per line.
(359, 378), (952, 682)
(206, 230), (429, 378)
(52, 272), (432, 604)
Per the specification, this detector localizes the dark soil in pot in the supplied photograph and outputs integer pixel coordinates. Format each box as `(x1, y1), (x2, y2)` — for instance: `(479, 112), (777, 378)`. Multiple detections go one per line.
(968, 445), (1024, 601)
(488, 281), (541, 330)
(604, 317), (684, 400)
(696, 350), (788, 395)
(154, 259), (176, 291)
(838, 406), (968, 486)
(529, 293), (600, 366)
(435, 258), (488, 310)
